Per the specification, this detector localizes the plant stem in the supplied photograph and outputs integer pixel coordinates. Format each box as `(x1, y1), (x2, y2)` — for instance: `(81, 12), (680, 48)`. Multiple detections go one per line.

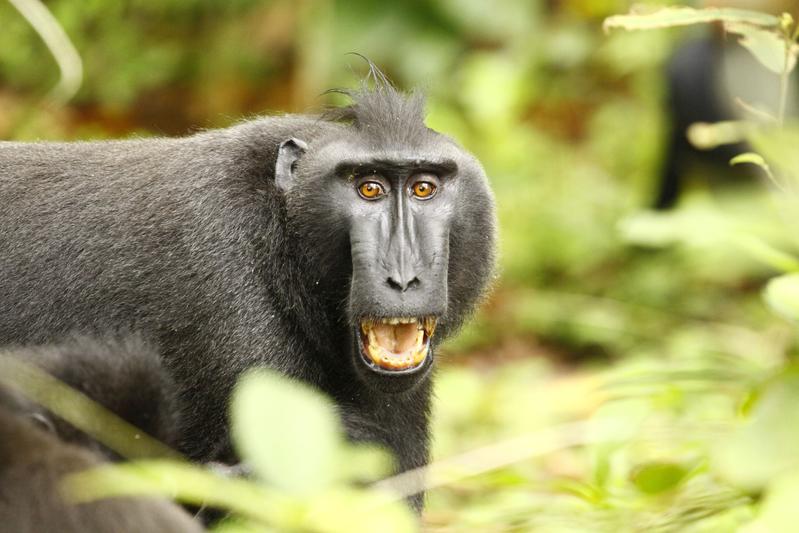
(778, 39), (790, 126)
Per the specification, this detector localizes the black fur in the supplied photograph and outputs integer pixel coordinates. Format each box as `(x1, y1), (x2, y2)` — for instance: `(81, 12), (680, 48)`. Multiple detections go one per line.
(0, 335), (180, 457)
(655, 35), (797, 209)
(0, 336), (203, 532)
(0, 80), (496, 510)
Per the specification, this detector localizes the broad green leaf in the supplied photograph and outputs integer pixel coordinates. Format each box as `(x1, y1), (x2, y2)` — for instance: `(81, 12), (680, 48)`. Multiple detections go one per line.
(724, 22), (798, 74)
(764, 273), (799, 321)
(604, 7), (779, 33)
(630, 461), (689, 494)
(231, 370), (342, 494)
(338, 444), (393, 483)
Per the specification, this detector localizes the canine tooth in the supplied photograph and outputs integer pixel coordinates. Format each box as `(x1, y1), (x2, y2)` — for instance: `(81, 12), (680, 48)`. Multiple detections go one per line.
(424, 317), (437, 336)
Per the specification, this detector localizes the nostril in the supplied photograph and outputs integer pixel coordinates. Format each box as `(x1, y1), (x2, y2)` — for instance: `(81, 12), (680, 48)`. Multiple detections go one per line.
(386, 277), (403, 291)
(387, 276), (420, 293)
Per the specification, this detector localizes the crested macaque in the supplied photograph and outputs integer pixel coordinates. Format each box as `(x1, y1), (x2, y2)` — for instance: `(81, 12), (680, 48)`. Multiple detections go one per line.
(0, 75), (497, 511)
(0, 336), (204, 533)
(656, 25), (798, 209)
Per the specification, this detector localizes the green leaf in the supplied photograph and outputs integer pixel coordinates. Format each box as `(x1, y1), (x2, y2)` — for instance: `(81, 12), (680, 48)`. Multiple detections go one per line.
(338, 444), (393, 483)
(231, 369), (342, 494)
(758, 473), (799, 533)
(66, 459), (294, 525)
(687, 121), (750, 149)
(304, 489), (416, 533)
(730, 152), (770, 170)
(749, 126), (799, 186)
(764, 273), (799, 321)
(630, 462), (689, 494)
(724, 22), (798, 74)
(604, 7), (779, 33)
(714, 371), (799, 489)
(733, 235), (799, 273)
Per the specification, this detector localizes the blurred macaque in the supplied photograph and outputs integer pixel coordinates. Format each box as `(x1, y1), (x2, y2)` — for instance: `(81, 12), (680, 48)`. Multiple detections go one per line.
(654, 0), (798, 209)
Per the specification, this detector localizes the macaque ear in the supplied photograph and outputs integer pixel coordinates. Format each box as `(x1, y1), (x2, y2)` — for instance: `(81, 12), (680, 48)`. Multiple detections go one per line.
(275, 138), (308, 192)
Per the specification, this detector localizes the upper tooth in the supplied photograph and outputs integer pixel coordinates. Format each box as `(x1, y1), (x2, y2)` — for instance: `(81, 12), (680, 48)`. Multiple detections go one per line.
(377, 317), (424, 325)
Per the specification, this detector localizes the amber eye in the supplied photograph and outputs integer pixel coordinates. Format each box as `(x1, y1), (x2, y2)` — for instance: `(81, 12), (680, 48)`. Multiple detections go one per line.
(411, 181), (437, 199)
(358, 181), (385, 200)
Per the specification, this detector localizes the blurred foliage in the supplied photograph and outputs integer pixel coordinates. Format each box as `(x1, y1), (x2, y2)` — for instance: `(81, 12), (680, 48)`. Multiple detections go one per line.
(66, 369), (414, 533)
(5, 0), (799, 531)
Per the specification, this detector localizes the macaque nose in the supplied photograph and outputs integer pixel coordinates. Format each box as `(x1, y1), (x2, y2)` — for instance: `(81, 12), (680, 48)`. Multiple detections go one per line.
(386, 274), (420, 293)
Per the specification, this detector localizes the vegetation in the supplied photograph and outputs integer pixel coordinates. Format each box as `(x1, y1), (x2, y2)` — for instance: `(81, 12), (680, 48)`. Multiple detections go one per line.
(3, 0), (799, 531)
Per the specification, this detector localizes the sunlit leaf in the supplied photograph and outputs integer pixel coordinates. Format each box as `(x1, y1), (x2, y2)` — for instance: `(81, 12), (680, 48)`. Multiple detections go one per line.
(304, 489), (416, 533)
(764, 273), (799, 321)
(714, 371), (799, 489)
(687, 121), (751, 149)
(630, 461), (689, 494)
(730, 152), (770, 170)
(231, 370), (342, 494)
(724, 22), (798, 74)
(749, 126), (799, 187)
(604, 6), (779, 33)
(338, 444), (393, 483)
(733, 235), (799, 273)
(66, 459), (292, 525)
(758, 472), (799, 533)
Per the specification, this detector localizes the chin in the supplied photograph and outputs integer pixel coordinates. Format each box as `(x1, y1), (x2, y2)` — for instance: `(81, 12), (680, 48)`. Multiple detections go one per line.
(351, 316), (437, 393)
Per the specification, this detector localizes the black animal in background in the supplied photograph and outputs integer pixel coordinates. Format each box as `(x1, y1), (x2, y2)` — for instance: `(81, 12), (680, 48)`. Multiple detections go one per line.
(0, 78), (497, 510)
(655, 33), (797, 210)
(0, 336), (204, 533)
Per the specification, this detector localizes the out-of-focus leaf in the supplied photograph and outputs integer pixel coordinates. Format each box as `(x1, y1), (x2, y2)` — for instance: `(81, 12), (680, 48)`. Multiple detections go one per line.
(66, 459), (292, 525)
(724, 22), (798, 74)
(713, 371), (799, 489)
(730, 152), (786, 192)
(304, 489), (416, 533)
(617, 208), (731, 248)
(734, 235), (799, 273)
(758, 473), (799, 533)
(231, 370), (342, 494)
(338, 444), (393, 483)
(730, 152), (770, 170)
(687, 121), (751, 150)
(764, 273), (799, 321)
(604, 7), (779, 33)
(749, 126), (799, 186)
(630, 461), (689, 494)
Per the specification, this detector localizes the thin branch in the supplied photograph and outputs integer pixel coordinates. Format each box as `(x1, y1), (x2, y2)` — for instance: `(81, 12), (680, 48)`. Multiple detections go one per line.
(8, 0), (83, 102)
(733, 97), (777, 123)
(778, 46), (789, 125)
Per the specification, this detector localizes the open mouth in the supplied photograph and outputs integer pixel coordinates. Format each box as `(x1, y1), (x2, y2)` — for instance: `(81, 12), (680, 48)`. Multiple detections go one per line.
(358, 316), (437, 372)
